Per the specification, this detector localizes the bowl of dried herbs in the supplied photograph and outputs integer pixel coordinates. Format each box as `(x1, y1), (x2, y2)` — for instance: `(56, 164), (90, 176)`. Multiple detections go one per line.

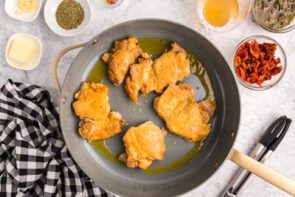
(44, 0), (91, 37)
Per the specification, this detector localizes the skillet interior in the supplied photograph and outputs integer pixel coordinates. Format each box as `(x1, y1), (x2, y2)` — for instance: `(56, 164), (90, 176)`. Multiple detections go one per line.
(60, 19), (240, 197)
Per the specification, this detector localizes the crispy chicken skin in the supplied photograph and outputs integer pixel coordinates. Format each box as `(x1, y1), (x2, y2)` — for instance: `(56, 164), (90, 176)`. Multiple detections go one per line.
(124, 43), (191, 103)
(102, 37), (147, 86)
(72, 83), (125, 142)
(73, 83), (110, 120)
(153, 43), (191, 93)
(124, 58), (155, 103)
(154, 83), (214, 142)
(119, 121), (166, 170)
(153, 83), (194, 121)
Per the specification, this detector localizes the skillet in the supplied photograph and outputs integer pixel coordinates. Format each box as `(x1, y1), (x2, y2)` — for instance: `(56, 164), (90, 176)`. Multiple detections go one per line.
(53, 19), (295, 196)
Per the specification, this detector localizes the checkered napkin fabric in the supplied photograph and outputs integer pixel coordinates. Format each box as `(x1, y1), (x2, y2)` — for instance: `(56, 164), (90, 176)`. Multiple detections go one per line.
(0, 80), (113, 197)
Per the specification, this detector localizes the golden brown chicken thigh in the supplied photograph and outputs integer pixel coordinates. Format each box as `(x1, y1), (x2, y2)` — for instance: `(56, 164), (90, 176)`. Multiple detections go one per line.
(102, 37), (147, 86)
(72, 83), (110, 120)
(152, 43), (191, 93)
(124, 43), (191, 103)
(72, 83), (125, 142)
(119, 121), (166, 170)
(154, 83), (214, 142)
(124, 58), (155, 103)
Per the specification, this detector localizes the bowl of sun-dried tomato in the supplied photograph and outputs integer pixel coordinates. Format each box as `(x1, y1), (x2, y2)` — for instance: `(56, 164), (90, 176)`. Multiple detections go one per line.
(233, 35), (286, 90)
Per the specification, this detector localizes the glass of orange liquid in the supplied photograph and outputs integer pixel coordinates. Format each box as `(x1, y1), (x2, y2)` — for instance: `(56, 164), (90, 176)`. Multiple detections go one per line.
(196, 0), (251, 31)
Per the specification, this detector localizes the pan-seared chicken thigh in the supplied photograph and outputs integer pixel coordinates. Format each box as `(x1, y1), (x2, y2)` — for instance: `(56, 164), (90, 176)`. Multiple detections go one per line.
(102, 37), (147, 86)
(154, 83), (214, 142)
(124, 43), (191, 103)
(72, 83), (110, 120)
(124, 58), (155, 103)
(72, 83), (125, 142)
(153, 43), (191, 93)
(119, 121), (166, 170)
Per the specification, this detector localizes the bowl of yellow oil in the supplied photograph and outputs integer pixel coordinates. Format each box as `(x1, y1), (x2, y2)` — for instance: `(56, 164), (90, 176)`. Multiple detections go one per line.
(196, 0), (251, 31)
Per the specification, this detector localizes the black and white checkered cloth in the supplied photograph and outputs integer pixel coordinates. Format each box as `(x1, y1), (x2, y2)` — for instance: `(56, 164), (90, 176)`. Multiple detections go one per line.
(0, 80), (113, 197)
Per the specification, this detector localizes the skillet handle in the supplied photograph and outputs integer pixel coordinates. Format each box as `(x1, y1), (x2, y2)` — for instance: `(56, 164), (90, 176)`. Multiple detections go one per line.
(53, 43), (87, 94)
(229, 148), (295, 196)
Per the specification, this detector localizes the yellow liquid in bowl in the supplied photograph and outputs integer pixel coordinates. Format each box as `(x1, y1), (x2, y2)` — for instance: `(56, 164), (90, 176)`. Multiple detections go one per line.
(203, 0), (239, 27)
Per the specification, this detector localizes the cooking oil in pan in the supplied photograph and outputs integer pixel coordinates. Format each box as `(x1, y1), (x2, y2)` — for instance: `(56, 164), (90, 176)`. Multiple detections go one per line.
(87, 59), (106, 83)
(144, 140), (203, 174)
(86, 38), (215, 174)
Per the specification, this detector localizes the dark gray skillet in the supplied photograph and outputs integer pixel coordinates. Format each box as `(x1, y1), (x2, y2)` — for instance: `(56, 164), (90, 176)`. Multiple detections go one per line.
(54, 19), (295, 196)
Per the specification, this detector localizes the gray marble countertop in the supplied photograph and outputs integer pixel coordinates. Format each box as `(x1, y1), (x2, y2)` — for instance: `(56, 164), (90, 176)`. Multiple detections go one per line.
(0, 0), (295, 196)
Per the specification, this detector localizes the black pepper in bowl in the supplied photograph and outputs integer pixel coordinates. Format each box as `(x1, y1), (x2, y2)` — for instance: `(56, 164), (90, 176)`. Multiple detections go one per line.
(56, 0), (85, 30)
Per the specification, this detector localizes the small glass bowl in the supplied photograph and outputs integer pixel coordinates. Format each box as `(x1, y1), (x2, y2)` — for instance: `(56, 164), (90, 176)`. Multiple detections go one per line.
(196, 0), (251, 32)
(251, 0), (295, 33)
(232, 35), (287, 91)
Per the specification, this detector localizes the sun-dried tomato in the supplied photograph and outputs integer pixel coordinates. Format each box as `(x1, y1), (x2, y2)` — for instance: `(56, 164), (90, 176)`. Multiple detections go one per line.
(234, 39), (282, 86)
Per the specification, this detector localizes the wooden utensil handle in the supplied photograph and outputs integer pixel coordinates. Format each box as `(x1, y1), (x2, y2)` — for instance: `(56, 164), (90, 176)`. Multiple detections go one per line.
(230, 148), (295, 196)
(52, 43), (87, 94)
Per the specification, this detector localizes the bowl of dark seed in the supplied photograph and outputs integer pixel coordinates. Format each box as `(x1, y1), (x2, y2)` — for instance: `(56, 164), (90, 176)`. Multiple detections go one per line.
(44, 0), (91, 37)
(252, 0), (295, 33)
